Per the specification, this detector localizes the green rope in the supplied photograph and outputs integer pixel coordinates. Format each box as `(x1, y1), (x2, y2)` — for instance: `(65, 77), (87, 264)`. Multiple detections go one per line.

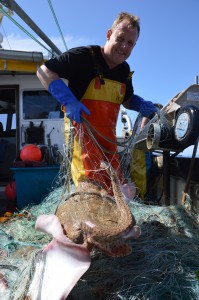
(47, 0), (68, 51)
(0, 6), (53, 55)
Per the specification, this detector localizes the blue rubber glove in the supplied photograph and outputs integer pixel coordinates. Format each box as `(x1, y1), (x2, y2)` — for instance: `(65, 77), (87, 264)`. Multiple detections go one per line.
(48, 79), (90, 123)
(130, 94), (158, 118)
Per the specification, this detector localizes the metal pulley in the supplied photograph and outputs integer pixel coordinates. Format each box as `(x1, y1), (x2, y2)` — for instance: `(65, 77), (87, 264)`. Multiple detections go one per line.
(146, 122), (161, 150)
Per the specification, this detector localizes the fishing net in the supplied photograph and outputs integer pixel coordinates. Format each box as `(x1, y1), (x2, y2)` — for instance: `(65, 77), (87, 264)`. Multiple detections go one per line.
(1, 191), (199, 300)
(0, 110), (199, 300)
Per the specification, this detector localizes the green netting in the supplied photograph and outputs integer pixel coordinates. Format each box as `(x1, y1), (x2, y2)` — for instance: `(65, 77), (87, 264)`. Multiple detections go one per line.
(0, 188), (199, 299)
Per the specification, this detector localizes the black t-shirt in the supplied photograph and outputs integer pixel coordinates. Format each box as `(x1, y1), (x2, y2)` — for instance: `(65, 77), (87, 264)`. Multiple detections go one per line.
(45, 45), (134, 102)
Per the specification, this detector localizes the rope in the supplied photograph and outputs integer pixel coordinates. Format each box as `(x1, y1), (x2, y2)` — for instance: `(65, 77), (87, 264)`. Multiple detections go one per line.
(80, 116), (135, 179)
(82, 116), (134, 148)
(82, 117), (126, 155)
(0, 6), (53, 55)
(47, 0), (68, 51)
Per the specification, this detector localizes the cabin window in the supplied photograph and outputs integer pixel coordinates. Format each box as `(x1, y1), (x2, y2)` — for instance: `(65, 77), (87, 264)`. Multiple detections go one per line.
(0, 87), (16, 137)
(22, 90), (64, 120)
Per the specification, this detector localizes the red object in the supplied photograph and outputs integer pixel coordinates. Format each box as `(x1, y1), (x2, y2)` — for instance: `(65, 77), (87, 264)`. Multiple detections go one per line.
(20, 144), (42, 161)
(5, 181), (16, 201)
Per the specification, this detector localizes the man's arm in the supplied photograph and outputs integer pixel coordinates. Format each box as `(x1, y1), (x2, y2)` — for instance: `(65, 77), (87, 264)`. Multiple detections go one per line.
(37, 65), (59, 90)
(123, 94), (158, 128)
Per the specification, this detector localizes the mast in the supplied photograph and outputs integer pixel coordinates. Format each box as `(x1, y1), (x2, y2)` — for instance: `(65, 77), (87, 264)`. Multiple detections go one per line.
(0, 0), (62, 56)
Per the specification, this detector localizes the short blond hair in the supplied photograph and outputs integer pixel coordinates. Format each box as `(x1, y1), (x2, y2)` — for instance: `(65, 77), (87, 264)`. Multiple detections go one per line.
(111, 12), (140, 37)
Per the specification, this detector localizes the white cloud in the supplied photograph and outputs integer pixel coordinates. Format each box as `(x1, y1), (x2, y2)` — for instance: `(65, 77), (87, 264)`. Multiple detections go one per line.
(1, 33), (95, 57)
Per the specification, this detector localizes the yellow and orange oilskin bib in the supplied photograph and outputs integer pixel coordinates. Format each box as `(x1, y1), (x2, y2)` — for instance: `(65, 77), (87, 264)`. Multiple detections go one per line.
(64, 77), (126, 193)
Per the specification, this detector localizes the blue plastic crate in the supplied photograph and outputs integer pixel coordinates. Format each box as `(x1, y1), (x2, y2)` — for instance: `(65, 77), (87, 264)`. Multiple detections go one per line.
(11, 165), (60, 209)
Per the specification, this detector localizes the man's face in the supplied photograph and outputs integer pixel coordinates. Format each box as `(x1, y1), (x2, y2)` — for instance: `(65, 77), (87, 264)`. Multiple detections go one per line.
(104, 20), (139, 68)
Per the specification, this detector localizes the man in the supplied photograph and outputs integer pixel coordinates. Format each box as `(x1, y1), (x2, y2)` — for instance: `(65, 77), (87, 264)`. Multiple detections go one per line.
(37, 12), (157, 193)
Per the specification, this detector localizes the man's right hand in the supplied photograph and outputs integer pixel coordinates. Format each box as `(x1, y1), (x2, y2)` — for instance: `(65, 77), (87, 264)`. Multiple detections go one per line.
(48, 79), (90, 123)
(64, 100), (90, 123)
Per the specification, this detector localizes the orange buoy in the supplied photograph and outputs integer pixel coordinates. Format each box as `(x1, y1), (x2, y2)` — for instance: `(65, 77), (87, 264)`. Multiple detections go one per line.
(5, 181), (16, 201)
(20, 144), (42, 161)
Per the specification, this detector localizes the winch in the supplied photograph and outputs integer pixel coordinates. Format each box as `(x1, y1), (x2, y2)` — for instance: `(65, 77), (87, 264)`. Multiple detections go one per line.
(135, 82), (199, 152)
(134, 79), (199, 208)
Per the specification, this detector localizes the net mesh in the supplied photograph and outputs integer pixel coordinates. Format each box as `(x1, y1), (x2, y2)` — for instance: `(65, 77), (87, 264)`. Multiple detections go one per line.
(0, 112), (199, 300)
(1, 193), (199, 300)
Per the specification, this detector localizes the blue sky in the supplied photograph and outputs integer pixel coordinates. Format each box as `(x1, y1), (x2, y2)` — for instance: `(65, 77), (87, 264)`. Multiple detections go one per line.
(0, 0), (199, 156)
